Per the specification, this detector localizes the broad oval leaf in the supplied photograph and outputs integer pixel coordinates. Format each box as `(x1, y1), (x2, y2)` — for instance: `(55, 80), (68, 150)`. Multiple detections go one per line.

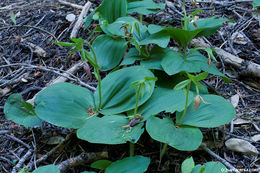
(188, 17), (229, 37)
(95, 66), (155, 115)
(139, 31), (170, 48)
(146, 116), (203, 151)
(101, 17), (148, 41)
(32, 165), (60, 173)
(35, 82), (95, 129)
(135, 87), (193, 121)
(120, 48), (141, 66)
(92, 35), (127, 71)
(192, 162), (227, 173)
(77, 115), (144, 144)
(182, 157), (195, 173)
(91, 160), (112, 170)
(161, 49), (225, 77)
(176, 94), (235, 128)
(140, 46), (167, 70)
(4, 94), (42, 128)
(147, 24), (202, 48)
(105, 156), (150, 173)
(98, 0), (127, 23)
(127, 0), (165, 15)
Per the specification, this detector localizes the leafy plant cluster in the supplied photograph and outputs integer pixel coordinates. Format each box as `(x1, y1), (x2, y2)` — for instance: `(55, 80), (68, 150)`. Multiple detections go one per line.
(5, 0), (235, 172)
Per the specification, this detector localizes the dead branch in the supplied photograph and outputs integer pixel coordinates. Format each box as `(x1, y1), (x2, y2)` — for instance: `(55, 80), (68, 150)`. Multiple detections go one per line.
(11, 149), (33, 173)
(70, 1), (92, 39)
(200, 143), (240, 173)
(58, 0), (84, 9)
(191, 38), (260, 78)
(57, 151), (108, 172)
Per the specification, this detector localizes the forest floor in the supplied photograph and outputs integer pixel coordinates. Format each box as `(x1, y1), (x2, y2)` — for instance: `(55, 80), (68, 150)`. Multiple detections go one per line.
(0, 0), (259, 172)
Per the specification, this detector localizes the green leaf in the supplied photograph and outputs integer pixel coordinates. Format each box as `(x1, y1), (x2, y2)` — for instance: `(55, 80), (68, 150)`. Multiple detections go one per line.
(135, 87), (193, 120)
(98, 0), (127, 23)
(95, 66), (155, 115)
(91, 160), (112, 170)
(53, 41), (75, 47)
(92, 35), (127, 71)
(101, 17), (148, 41)
(146, 116), (203, 151)
(77, 115), (144, 144)
(127, 0), (165, 15)
(139, 31), (170, 48)
(167, 28), (202, 49)
(188, 17), (229, 37)
(32, 165), (60, 173)
(174, 79), (192, 90)
(105, 156), (150, 173)
(182, 157), (195, 173)
(253, 0), (260, 8)
(10, 11), (16, 25)
(191, 162), (227, 173)
(147, 24), (204, 48)
(4, 94), (42, 128)
(120, 48), (141, 66)
(177, 94), (235, 128)
(84, 10), (96, 30)
(161, 50), (225, 77)
(35, 82), (95, 129)
(140, 46), (167, 70)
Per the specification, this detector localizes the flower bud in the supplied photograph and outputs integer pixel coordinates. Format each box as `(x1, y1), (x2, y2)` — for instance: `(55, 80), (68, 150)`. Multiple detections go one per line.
(194, 95), (203, 111)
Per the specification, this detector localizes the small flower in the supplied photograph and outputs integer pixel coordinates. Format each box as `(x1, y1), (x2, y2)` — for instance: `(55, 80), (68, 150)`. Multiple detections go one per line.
(194, 95), (207, 111)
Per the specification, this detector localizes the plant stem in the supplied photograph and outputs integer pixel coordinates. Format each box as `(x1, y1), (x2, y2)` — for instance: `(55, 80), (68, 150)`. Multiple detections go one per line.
(130, 142), (135, 157)
(196, 85), (199, 95)
(177, 83), (190, 125)
(85, 41), (102, 109)
(139, 14), (143, 23)
(134, 85), (141, 116)
(160, 143), (168, 161)
(95, 68), (102, 109)
(183, 0), (187, 30)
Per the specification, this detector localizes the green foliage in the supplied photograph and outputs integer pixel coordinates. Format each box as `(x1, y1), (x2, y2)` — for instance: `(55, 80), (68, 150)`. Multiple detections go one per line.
(176, 95), (235, 128)
(97, 0), (127, 23)
(4, 94), (42, 128)
(127, 0), (165, 15)
(253, 0), (260, 8)
(182, 157), (195, 173)
(181, 157), (227, 173)
(95, 66), (155, 115)
(146, 116), (203, 151)
(77, 115), (144, 144)
(91, 160), (112, 170)
(91, 34), (127, 71)
(32, 165), (60, 173)
(105, 156), (150, 173)
(4, 1), (236, 172)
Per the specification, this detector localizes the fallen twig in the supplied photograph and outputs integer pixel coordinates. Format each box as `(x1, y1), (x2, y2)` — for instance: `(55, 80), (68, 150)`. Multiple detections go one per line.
(0, 63), (96, 92)
(5, 134), (31, 149)
(200, 143), (240, 173)
(70, 1), (92, 39)
(27, 132), (75, 170)
(57, 151), (108, 172)
(58, 0), (84, 9)
(0, 25), (58, 42)
(191, 38), (260, 78)
(11, 149), (33, 173)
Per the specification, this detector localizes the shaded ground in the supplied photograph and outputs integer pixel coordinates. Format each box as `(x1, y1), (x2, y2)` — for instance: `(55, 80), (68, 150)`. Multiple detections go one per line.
(0, 0), (259, 172)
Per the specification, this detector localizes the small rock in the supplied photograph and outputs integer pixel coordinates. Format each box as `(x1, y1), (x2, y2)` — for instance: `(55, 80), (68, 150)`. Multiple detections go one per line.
(251, 134), (260, 142)
(230, 94), (240, 108)
(66, 13), (76, 22)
